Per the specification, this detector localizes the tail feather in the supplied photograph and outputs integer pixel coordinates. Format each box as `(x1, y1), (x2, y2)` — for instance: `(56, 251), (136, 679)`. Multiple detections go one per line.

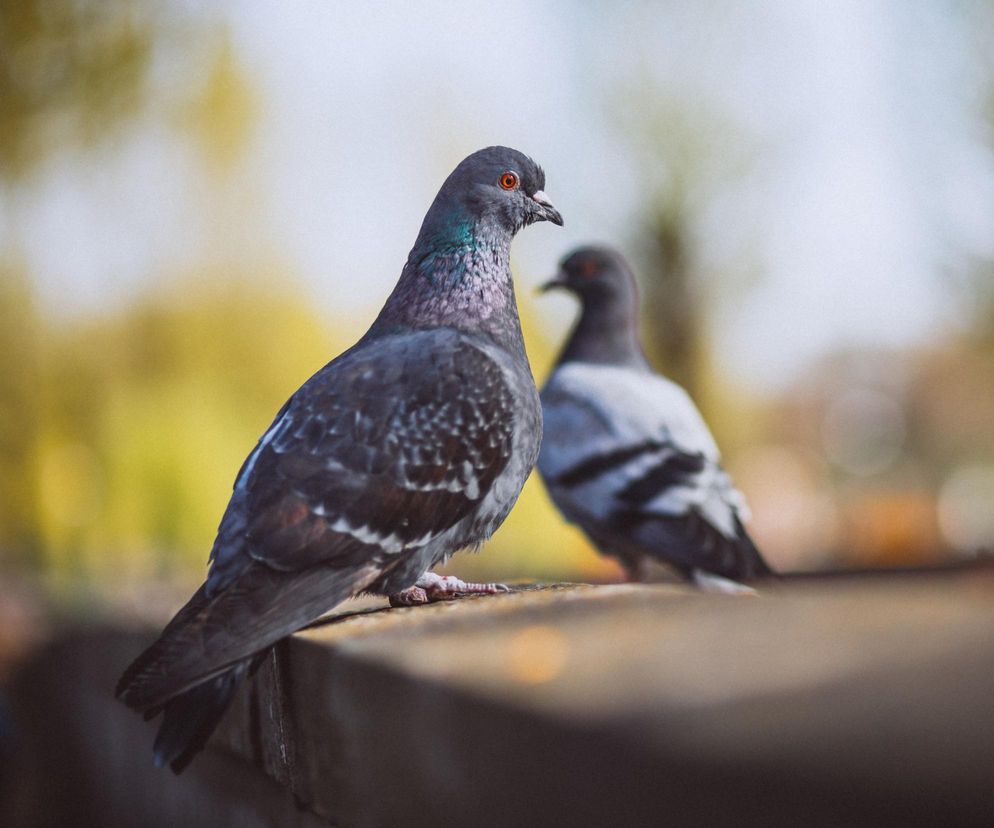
(116, 560), (382, 772)
(117, 561), (378, 714)
(613, 509), (775, 583)
(732, 516), (775, 581)
(152, 659), (253, 774)
(116, 583), (213, 709)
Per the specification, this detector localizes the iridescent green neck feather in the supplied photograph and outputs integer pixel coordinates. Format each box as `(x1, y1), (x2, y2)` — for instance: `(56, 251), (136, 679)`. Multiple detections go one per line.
(367, 210), (524, 357)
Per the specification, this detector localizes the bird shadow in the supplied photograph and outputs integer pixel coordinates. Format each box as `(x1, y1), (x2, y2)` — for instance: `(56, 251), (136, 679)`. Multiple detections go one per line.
(302, 604), (393, 631)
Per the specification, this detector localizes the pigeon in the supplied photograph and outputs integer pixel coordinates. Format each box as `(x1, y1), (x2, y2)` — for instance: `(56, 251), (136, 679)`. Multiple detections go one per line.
(116, 146), (563, 772)
(537, 246), (772, 591)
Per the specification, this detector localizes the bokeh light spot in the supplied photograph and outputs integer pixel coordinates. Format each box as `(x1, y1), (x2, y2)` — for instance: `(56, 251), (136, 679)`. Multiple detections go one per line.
(504, 625), (569, 685)
(938, 465), (994, 553)
(821, 387), (906, 477)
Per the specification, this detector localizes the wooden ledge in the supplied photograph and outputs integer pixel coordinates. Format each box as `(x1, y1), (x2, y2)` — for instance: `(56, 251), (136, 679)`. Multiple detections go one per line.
(214, 573), (994, 826)
(6, 572), (994, 827)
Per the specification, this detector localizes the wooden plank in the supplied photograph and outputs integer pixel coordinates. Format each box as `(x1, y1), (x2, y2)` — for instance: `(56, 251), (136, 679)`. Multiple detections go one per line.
(218, 574), (994, 826)
(6, 571), (994, 826)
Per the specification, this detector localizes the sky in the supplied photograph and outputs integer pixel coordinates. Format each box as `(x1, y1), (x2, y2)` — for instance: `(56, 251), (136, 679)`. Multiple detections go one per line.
(5, 0), (994, 393)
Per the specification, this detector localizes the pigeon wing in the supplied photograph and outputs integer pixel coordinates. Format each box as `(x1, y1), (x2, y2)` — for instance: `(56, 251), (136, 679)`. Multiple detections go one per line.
(119, 328), (516, 710)
(539, 363), (758, 575)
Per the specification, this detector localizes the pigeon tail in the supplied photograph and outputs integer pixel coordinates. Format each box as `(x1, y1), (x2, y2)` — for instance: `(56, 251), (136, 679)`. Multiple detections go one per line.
(116, 583), (214, 711)
(729, 516), (776, 582)
(606, 509), (776, 585)
(150, 657), (257, 773)
(118, 561), (380, 714)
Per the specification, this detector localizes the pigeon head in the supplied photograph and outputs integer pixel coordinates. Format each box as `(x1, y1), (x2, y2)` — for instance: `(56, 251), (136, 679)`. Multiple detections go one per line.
(374, 146), (563, 354)
(420, 146), (563, 243)
(541, 246), (647, 369)
(541, 246), (638, 307)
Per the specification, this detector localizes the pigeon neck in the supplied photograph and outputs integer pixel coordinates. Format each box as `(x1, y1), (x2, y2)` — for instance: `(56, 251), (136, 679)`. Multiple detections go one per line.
(369, 216), (528, 357)
(557, 294), (649, 370)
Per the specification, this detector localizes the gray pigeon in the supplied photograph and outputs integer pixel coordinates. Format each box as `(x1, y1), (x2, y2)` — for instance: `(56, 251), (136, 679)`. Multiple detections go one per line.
(116, 146), (562, 772)
(537, 246), (772, 590)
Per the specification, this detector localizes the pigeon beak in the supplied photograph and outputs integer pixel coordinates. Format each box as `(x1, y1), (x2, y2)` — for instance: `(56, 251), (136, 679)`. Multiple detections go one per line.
(531, 191), (564, 226)
(538, 271), (569, 294)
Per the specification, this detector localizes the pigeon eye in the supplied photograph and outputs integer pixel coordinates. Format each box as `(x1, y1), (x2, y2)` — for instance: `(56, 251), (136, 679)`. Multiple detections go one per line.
(499, 171), (518, 190)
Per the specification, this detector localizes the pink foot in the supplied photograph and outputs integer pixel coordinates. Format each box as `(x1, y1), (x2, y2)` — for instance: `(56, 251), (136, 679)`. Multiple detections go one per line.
(389, 586), (429, 607)
(389, 572), (509, 607)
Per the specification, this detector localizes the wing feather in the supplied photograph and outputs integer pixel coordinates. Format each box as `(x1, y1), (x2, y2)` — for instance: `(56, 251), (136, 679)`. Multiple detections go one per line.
(207, 328), (516, 593)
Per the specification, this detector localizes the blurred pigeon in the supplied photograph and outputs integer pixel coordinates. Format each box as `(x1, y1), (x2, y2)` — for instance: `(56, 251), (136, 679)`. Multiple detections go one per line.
(116, 146), (562, 772)
(537, 246), (772, 591)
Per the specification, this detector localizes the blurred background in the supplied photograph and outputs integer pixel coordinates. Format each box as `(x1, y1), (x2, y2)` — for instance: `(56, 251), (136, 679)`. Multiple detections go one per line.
(2, 0), (994, 638)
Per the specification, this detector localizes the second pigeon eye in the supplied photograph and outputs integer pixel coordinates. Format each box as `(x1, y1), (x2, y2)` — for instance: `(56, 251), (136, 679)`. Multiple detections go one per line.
(499, 171), (518, 190)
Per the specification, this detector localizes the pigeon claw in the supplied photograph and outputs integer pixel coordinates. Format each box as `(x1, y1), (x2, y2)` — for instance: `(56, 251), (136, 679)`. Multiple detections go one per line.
(389, 572), (510, 607)
(389, 586), (429, 607)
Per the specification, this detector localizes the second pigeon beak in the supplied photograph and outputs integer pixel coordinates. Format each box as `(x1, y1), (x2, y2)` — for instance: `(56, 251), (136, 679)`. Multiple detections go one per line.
(531, 191), (564, 227)
(538, 271), (568, 293)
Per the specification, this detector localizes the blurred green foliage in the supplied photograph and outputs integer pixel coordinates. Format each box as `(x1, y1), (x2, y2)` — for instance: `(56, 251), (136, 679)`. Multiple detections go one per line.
(0, 0), (159, 180)
(0, 263), (42, 563)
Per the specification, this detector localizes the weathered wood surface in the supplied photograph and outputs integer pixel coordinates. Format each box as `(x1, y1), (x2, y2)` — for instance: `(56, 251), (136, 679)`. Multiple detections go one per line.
(4, 570), (994, 827)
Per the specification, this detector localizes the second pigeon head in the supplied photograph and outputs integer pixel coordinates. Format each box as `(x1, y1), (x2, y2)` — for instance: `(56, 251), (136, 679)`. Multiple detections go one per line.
(541, 246), (638, 306)
(541, 246), (637, 304)
(539, 246), (647, 370)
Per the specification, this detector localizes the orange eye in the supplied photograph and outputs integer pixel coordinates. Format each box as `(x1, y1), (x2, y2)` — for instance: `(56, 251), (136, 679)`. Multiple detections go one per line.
(499, 171), (518, 190)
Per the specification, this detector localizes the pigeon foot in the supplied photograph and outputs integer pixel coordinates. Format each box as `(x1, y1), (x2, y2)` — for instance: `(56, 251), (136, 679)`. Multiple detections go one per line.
(389, 572), (509, 607)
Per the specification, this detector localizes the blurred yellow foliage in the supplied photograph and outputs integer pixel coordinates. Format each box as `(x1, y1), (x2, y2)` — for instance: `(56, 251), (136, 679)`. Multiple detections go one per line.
(0, 266), (338, 581)
(0, 259), (617, 589)
(178, 34), (258, 174)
